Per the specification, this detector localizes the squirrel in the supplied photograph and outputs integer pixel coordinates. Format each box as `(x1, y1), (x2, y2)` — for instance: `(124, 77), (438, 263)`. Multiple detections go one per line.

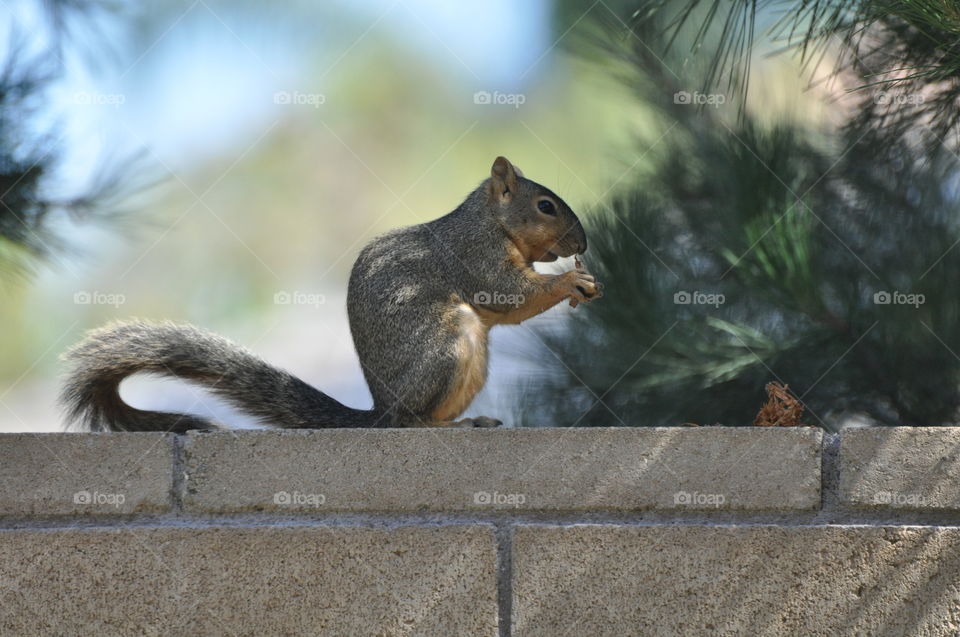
(61, 156), (602, 432)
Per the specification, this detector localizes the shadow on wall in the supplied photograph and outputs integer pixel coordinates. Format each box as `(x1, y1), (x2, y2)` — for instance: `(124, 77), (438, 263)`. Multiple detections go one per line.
(512, 525), (960, 635)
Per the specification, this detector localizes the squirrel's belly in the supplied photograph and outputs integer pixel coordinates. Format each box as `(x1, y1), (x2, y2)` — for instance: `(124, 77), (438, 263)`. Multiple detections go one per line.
(431, 302), (489, 421)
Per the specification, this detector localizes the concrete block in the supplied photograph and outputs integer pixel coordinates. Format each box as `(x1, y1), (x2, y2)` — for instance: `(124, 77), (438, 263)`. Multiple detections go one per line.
(840, 427), (960, 509)
(512, 524), (960, 636)
(182, 427), (821, 513)
(0, 433), (174, 516)
(0, 524), (497, 636)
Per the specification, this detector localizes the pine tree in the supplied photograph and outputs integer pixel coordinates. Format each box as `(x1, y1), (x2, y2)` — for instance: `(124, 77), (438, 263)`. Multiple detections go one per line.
(0, 2), (132, 277)
(519, 1), (960, 429)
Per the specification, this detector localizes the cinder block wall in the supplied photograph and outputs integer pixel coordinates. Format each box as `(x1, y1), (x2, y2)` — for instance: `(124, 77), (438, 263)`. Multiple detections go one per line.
(3, 427), (960, 636)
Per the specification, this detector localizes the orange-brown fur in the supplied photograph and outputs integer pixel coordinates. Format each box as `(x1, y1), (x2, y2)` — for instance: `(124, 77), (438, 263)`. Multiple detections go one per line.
(430, 301), (490, 422)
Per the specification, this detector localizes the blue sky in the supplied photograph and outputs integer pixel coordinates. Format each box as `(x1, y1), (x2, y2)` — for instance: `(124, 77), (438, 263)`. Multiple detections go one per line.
(10, 0), (554, 188)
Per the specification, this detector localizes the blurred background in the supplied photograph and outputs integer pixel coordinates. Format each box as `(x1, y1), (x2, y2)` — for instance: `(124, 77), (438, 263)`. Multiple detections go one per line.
(2, 0), (959, 432)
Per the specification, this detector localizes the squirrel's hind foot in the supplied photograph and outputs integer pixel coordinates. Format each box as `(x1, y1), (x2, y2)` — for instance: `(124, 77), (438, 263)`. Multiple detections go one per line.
(455, 416), (502, 428)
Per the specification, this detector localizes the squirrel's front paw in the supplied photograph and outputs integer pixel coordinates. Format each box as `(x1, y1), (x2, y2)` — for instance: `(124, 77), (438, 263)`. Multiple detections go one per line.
(557, 266), (603, 307)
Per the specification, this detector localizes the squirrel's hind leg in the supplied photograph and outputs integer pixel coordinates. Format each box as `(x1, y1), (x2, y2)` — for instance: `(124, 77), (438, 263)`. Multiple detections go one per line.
(382, 299), (495, 427)
(425, 301), (491, 423)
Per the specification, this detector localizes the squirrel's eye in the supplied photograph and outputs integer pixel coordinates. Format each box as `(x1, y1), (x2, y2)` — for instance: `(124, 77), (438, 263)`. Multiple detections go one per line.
(537, 200), (556, 215)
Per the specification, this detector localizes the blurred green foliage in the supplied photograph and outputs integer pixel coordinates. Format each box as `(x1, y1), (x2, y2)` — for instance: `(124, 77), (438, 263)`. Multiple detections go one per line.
(518, 1), (960, 429)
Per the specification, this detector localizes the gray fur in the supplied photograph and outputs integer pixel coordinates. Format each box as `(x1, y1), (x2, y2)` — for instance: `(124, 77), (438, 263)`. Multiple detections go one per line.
(60, 157), (591, 432)
(60, 320), (378, 432)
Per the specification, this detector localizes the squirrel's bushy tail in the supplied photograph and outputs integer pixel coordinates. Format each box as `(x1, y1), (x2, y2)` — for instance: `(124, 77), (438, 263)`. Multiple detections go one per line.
(60, 320), (378, 433)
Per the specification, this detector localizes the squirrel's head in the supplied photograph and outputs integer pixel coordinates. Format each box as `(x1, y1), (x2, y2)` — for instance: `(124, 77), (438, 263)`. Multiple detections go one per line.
(485, 156), (587, 263)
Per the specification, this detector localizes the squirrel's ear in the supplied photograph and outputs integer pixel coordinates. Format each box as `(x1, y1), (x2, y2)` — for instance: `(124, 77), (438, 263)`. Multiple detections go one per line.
(490, 156), (519, 203)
